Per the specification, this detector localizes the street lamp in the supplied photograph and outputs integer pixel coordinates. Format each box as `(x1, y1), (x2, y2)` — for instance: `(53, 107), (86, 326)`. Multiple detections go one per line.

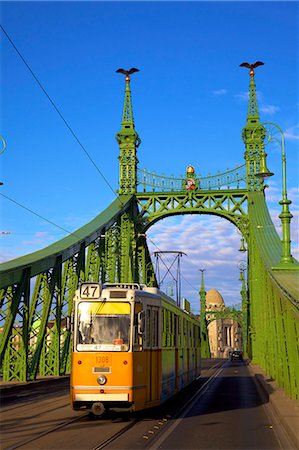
(252, 122), (299, 270)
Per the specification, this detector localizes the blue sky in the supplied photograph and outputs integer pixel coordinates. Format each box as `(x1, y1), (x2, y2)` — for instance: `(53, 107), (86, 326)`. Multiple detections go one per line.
(1, 1), (298, 312)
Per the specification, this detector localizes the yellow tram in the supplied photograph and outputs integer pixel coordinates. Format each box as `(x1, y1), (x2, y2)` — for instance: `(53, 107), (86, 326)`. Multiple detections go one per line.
(71, 282), (201, 416)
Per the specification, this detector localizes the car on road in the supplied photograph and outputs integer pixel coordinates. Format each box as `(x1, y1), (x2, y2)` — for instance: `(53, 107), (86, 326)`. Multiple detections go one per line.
(230, 350), (243, 361)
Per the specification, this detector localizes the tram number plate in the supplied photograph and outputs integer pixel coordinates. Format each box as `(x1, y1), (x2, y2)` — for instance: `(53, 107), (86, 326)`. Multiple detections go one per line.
(80, 283), (101, 299)
(96, 355), (112, 365)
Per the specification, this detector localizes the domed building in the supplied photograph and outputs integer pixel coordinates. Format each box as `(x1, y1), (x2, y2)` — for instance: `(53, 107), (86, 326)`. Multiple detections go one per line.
(206, 288), (242, 358)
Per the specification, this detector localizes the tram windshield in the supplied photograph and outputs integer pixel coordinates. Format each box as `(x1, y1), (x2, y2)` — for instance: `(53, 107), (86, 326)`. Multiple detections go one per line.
(76, 301), (131, 351)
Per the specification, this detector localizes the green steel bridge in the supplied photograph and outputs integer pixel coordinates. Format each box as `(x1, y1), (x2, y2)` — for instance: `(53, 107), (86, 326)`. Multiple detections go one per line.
(0, 66), (298, 400)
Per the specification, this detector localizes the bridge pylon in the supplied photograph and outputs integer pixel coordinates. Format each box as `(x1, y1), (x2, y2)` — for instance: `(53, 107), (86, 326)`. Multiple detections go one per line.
(115, 68), (141, 194)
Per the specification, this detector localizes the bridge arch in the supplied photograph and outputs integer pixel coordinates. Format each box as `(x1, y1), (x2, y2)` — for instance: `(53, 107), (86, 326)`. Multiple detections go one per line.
(135, 190), (250, 239)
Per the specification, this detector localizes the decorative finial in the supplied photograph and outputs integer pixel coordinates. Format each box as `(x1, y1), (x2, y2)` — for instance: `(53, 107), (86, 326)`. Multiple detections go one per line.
(186, 165), (195, 173)
(240, 61), (264, 76)
(116, 67), (140, 81)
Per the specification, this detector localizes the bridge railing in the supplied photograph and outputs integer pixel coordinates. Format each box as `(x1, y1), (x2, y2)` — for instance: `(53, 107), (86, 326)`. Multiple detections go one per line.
(0, 195), (136, 381)
(137, 164), (247, 192)
(248, 191), (299, 399)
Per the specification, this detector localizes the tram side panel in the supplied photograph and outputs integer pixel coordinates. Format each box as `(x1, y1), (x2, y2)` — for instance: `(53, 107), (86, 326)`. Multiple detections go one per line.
(132, 299), (162, 410)
(160, 301), (201, 401)
(161, 304), (176, 401)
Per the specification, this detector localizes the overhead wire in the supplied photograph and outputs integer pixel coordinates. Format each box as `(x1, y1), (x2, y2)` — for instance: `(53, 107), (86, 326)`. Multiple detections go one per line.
(0, 192), (83, 239)
(0, 24), (118, 199)
(0, 24), (125, 238)
(145, 234), (200, 296)
(1, 26), (203, 300)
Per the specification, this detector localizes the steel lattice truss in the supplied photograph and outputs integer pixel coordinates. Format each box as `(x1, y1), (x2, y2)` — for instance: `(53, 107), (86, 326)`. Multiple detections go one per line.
(135, 190), (249, 236)
(0, 196), (157, 381)
(0, 68), (298, 400)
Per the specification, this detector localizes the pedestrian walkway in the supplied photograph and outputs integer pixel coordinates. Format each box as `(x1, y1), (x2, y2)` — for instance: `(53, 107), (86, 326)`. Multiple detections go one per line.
(250, 363), (299, 449)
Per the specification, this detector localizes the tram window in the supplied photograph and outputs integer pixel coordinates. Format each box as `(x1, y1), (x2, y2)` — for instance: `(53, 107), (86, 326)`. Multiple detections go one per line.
(169, 312), (173, 347)
(167, 311), (171, 347)
(174, 315), (178, 347)
(183, 319), (187, 346)
(164, 309), (170, 347)
(77, 301), (130, 351)
(152, 309), (159, 347)
(145, 307), (159, 348)
(162, 309), (167, 347)
(178, 317), (182, 347)
(146, 309), (151, 347)
(171, 313), (175, 347)
(133, 305), (143, 351)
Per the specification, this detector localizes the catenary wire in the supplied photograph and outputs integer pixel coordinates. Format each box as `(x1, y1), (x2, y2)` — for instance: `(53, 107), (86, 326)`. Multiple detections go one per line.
(0, 192), (83, 239)
(1, 188), (201, 301)
(1, 25), (200, 297)
(0, 24), (119, 200)
(146, 234), (200, 296)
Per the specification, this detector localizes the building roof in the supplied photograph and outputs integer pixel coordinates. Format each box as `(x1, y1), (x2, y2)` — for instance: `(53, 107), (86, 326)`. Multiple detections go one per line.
(206, 288), (225, 307)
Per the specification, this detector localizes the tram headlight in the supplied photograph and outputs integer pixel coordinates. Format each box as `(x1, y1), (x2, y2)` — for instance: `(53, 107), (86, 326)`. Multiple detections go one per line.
(97, 375), (107, 385)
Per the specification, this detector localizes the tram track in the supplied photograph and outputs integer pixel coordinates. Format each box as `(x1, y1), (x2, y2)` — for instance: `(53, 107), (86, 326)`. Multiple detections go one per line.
(1, 396), (69, 414)
(147, 365), (225, 449)
(90, 362), (226, 450)
(2, 359), (227, 450)
(90, 417), (140, 450)
(5, 412), (89, 450)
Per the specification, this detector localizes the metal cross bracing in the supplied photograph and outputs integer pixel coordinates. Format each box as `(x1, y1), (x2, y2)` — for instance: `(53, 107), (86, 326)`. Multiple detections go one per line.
(0, 64), (298, 400)
(135, 190), (249, 237)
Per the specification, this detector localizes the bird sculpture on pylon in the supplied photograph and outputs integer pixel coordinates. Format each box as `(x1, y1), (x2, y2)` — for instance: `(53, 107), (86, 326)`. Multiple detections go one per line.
(240, 61), (264, 76)
(116, 68), (140, 80)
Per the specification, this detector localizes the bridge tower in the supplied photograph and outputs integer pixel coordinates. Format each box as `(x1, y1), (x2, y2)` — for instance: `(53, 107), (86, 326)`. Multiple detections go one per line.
(241, 62), (270, 192)
(116, 69), (141, 194)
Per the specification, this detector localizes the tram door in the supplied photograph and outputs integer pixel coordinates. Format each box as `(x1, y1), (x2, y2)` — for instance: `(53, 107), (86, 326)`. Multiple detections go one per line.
(145, 306), (160, 402)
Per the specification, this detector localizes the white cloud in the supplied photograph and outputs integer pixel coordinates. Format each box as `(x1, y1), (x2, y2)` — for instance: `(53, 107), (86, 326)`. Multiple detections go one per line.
(212, 88), (227, 96)
(235, 91), (248, 101)
(147, 215), (244, 310)
(235, 90), (263, 102)
(22, 231), (57, 247)
(260, 104), (280, 115)
(285, 124), (299, 141)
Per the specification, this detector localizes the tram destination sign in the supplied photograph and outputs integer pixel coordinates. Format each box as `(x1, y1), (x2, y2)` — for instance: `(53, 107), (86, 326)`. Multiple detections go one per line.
(80, 283), (101, 299)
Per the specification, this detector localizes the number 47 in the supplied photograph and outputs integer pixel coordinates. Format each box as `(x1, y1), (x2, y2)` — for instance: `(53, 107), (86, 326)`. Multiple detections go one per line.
(80, 283), (100, 298)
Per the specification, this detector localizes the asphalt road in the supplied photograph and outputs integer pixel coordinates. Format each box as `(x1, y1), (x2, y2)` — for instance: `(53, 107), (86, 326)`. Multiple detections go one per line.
(0, 360), (295, 450)
(142, 360), (292, 450)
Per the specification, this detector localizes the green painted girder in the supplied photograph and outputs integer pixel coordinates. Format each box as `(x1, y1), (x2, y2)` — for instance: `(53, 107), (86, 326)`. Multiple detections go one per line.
(248, 190), (299, 398)
(0, 194), (157, 381)
(0, 195), (133, 289)
(136, 189), (249, 235)
(249, 191), (299, 306)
